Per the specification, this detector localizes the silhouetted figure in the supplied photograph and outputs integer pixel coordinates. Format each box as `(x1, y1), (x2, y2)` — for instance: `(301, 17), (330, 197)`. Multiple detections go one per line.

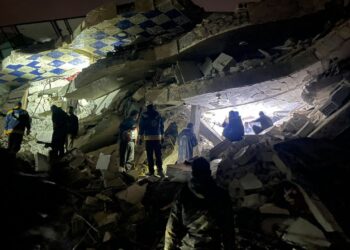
(66, 106), (79, 150)
(139, 104), (164, 177)
(51, 105), (68, 159)
(165, 157), (234, 250)
(4, 102), (31, 154)
(223, 111), (244, 142)
(119, 110), (138, 172)
(178, 123), (198, 163)
(251, 111), (273, 134)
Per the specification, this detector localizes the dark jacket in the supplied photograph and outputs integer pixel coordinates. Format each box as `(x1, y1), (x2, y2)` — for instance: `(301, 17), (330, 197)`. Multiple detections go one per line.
(139, 109), (164, 141)
(52, 108), (68, 133)
(4, 108), (31, 135)
(67, 113), (79, 136)
(165, 177), (234, 250)
(254, 115), (273, 130)
(223, 116), (244, 142)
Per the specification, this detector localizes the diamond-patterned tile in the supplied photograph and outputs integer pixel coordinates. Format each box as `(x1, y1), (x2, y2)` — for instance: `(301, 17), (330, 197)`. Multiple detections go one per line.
(9, 71), (25, 77)
(68, 58), (85, 66)
(49, 60), (65, 68)
(130, 14), (148, 25)
(152, 14), (170, 25)
(165, 9), (181, 18)
(125, 25), (144, 35)
(118, 19), (134, 30)
(47, 51), (64, 58)
(93, 31), (108, 40)
(6, 64), (23, 70)
(50, 68), (65, 75)
(14, 78), (28, 83)
(27, 61), (40, 68)
(147, 25), (165, 35)
(0, 74), (17, 81)
(90, 41), (108, 49)
(18, 66), (37, 73)
(94, 50), (106, 56)
(143, 10), (162, 19)
(26, 54), (42, 60)
(139, 20), (156, 29)
(30, 69), (44, 76)
(161, 20), (178, 30)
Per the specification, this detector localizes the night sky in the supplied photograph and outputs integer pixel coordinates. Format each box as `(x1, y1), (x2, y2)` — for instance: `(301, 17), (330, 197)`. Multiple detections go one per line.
(0, 0), (237, 26)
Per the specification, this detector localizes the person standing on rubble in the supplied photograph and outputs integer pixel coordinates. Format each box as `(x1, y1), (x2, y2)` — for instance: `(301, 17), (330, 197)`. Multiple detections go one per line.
(250, 111), (273, 134)
(139, 104), (165, 177)
(223, 110), (244, 142)
(66, 106), (79, 150)
(4, 102), (31, 154)
(164, 157), (234, 250)
(177, 123), (198, 163)
(51, 105), (68, 159)
(119, 110), (139, 172)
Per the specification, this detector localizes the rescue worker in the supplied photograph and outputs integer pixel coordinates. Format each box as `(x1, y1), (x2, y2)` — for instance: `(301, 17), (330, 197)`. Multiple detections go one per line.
(250, 111), (273, 134)
(222, 110), (244, 142)
(51, 105), (68, 159)
(4, 102), (31, 154)
(119, 110), (138, 172)
(66, 106), (79, 150)
(139, 104), (165, 177)
(164, 157), (234, 250)
(177, 123), (198, 163)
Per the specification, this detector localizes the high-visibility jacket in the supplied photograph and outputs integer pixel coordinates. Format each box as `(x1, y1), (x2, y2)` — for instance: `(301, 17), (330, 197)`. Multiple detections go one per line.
(4, 108), (31, 135)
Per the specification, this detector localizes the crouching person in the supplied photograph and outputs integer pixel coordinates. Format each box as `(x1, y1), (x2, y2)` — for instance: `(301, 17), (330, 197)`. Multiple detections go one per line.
(164, 157), (235, 250)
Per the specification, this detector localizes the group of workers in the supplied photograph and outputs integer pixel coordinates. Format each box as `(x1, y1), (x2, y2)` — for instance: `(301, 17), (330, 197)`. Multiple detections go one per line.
(119, 103), (199, 177)
(4, 102), (78, 157)
(222, 110), (273, 142)
(3, 101), (274, 250)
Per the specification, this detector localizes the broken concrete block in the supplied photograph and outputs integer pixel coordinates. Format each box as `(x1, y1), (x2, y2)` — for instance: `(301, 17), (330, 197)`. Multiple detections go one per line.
(96, 193), (113, 202)
(233, 145), (256, 165)
(96, 153), (111, 170)
(295, 121), (316, 137)
(103, 231), (112, 242)
(93, 212), (118, 227)
(239, 173), (263, 190)
(282, 218), (331, 248)
(116, 183), (148, 205)
(154, 40), (178, 60)
(242, 194), (265, 208)
(85, 196), (99, 206)
(209, 139), (232, 160)
(212, 53), (234, 72)
(319, 83), (350, 116)
(259, 203), (290, 215)
(166, 163), (192, 182)
(34, 153), (50, 172)
(199, 57), (213, 76)
(132, 86), (146, 101)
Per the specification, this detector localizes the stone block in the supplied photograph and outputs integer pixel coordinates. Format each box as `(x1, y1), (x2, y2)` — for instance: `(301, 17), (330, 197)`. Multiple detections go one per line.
(166, 163), (192, 182)
(282, 218), (330, 248)
(259, 203), (290, 215)
(34, 153), (50, 172)
(337, 24), (350, 40)
(93, 212), (118, 227)
(239, 173), (263, 190)
(116, 183), (148, 204)
(212, 53), (234, 72)
(233, 145), (256, 165)
(96, 153), (111, 170)
(199, 57), (213, 76)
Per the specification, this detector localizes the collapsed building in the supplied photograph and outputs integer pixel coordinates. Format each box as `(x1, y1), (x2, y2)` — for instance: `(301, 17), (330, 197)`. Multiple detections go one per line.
(1, 0), (350, 249)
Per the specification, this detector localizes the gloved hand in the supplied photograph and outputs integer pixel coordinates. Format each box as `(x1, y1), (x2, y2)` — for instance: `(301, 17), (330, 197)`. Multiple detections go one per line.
(139, 139), (143, 146)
